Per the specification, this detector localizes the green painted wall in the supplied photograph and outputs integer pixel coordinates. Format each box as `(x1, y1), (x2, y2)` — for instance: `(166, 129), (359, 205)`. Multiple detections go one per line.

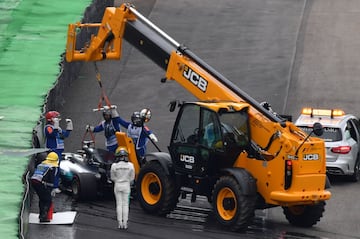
(0, 0), (91, 238)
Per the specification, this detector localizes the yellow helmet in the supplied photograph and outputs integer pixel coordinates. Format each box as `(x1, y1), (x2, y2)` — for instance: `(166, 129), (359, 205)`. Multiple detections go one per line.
(43, 152), (59, 167)
(115, 147), (129, 162)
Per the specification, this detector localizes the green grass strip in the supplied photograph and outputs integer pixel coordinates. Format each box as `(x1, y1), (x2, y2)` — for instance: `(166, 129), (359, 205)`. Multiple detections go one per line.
(0, 0), (91, 238)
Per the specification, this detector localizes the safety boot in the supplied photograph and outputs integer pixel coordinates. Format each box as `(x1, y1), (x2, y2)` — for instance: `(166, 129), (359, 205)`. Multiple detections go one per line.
(40, 206), (50, 222)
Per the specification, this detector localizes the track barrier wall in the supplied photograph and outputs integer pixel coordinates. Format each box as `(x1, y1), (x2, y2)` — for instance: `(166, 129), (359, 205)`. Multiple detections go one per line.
(19, 1), (113, 238)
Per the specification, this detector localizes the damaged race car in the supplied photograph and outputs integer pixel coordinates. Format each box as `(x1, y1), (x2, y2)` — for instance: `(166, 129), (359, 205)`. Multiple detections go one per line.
(59, 140), (115, 201)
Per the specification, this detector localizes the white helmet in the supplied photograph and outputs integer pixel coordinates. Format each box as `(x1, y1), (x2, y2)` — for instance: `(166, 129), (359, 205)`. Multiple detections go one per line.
(140, 108), (151, 123)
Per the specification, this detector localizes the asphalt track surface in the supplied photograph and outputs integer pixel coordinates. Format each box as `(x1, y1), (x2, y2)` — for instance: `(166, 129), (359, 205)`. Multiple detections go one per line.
(28, 0), (360, 238)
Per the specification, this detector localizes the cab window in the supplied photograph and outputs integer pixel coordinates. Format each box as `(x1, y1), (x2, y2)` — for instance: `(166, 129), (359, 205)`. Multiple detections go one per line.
(172, 104), (200, 144)
(200, 109), (222, 148)
(218, 110), (250, 148)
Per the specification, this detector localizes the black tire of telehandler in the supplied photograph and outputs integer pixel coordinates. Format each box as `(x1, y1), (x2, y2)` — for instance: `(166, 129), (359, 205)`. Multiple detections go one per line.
(282, 201), (326, 227)
(136, 162), (179, 216)
(212, 175), (256, 231)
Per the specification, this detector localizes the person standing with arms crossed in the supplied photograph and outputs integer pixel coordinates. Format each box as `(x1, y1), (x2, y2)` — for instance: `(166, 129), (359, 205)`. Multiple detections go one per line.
(110, 147), (135, 230)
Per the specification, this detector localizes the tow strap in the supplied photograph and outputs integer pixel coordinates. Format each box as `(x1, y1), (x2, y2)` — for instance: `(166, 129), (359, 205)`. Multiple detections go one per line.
(81, 62), (114, 147)
(94, 62), (112, 109)
(82, 127), (95, 147)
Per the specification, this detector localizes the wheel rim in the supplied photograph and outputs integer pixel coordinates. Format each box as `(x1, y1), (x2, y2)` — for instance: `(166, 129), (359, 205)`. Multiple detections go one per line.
(288, 205), (305, 215)
(141, 172), (162, 205)
(216, 187), (237, 220)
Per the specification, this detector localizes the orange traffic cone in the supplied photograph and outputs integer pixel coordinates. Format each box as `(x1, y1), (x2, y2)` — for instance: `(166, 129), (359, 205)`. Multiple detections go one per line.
(47, 202), (54, 220)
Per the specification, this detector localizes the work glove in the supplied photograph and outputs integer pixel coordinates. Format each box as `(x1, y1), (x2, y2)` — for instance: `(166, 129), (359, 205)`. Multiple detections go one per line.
(86, 124), (94, 132)
(53, 118), (60, 130)
(111, 106), (119, 118)
(149, 133), (158, 142)
(65, 119), (73, 131)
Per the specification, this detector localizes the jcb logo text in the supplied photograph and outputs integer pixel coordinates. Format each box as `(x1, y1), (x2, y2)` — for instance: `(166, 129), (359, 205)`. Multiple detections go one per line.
(183, 65), (208, 92)
(303, 154), (319, 161)
(180, 154), (195, 164)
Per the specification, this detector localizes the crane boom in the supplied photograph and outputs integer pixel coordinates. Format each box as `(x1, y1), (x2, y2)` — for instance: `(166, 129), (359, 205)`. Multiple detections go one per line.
(66, 4), (284, 124)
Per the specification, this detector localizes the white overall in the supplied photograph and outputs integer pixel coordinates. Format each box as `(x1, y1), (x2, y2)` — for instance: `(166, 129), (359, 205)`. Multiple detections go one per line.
(110, 160), (135, 229)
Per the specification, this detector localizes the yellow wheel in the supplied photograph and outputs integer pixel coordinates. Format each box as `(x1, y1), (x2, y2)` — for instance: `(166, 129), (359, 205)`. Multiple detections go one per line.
(137, 161), (179, 215)
(141, 172), (162, 205)
(216, 187), (237, 220)
(212, 174), (256, 231)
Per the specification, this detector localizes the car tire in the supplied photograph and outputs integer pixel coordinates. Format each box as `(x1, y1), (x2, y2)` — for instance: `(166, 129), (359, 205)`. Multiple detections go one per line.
(72, 174), (97, 201)
(349, 157), (360, 182)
